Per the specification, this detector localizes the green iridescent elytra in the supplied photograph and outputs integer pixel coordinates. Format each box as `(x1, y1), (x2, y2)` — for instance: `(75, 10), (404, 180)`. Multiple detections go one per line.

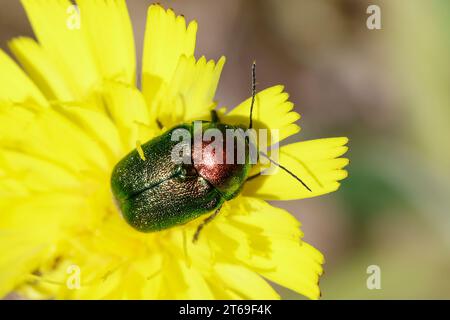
(111, 120), (251, 233)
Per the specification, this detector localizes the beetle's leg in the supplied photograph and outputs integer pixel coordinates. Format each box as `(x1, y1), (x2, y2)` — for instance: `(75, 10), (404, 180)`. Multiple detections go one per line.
(156, 118), (163, 129)
(246, 172), (261, 181)
(210, 109), (220, 123)
(192, 205), (222, 243)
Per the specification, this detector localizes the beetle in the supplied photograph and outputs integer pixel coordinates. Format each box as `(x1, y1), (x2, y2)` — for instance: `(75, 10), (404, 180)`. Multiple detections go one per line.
(111, 63), (311, 242)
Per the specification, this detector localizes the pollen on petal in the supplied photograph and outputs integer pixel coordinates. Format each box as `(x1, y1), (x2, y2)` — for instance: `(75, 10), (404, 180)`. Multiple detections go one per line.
(136, 140), (146, 161)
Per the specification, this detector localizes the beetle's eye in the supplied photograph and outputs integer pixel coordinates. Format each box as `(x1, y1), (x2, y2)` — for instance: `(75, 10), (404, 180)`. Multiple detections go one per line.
(178, 164), (197, 178)
(183, 163), (198, 176)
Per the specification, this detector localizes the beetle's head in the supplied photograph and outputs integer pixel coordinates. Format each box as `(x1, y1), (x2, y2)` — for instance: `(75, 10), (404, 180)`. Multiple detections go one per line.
(192, 121), (253, 200)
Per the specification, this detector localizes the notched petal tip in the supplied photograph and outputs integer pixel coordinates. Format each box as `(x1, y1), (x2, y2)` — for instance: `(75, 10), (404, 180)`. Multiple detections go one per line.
(187, 19), (198, 32)
(216, 56), (226, 69)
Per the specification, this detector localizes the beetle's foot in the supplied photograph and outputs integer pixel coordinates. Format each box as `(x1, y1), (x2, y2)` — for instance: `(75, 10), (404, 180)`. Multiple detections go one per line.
(210, 109), (220, 123)
(156, 118), (163, 129)
(192, 206), (222, 243)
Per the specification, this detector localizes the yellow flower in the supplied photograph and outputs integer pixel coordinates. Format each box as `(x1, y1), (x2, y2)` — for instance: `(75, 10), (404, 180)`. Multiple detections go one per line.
(0, 1), (348, 299)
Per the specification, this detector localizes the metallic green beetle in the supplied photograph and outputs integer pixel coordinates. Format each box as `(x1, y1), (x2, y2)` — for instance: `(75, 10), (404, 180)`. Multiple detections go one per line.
(111, 118), (252, 240)
(111, 64), (310, 241)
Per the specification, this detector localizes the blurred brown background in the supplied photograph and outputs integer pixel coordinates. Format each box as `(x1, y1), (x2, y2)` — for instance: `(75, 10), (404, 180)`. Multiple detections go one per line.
(1, 0), (449, 299)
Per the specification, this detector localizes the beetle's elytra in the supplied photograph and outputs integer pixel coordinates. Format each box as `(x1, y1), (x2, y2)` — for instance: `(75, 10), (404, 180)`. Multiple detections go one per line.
(111, 119), (252, 234)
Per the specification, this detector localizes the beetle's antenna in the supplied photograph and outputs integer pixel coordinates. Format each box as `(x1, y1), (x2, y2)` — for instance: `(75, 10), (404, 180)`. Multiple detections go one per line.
(259, 151), (312, 192)
(249, 61), (256, 129)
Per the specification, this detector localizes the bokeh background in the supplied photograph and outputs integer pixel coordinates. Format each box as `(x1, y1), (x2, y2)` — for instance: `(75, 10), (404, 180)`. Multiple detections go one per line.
(1, 0), (449, 299)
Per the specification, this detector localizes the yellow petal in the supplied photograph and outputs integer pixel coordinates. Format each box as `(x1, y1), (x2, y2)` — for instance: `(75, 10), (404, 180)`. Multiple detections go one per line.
(0, 49), (47, 106)
(224, 85), (301, 144)
(260, 240), (324, 300)
(54, 104), (124, 163)
(0, 149), (80, 194)
(0, 194), (91, 299)
(9, 37), (77, 102)
(102, 82), (153, 151)
(21, 0), (100, 99)
(177, 261), (215, 299)
(228, 197), (302, 241)
(214, 264), (280, 299)
(0, 237), (51, 298)
(0, 192), (91, 231)
(205, 218), (255, 264)
(141, 4), (197, 107)
(77, 0), (136, 85)
(151, 55), (225, 128)
(169, 55), (226, 121)
(0, 106), (111, 173)
(228, 199), (324, 299)
(244, 137), (349, 200)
